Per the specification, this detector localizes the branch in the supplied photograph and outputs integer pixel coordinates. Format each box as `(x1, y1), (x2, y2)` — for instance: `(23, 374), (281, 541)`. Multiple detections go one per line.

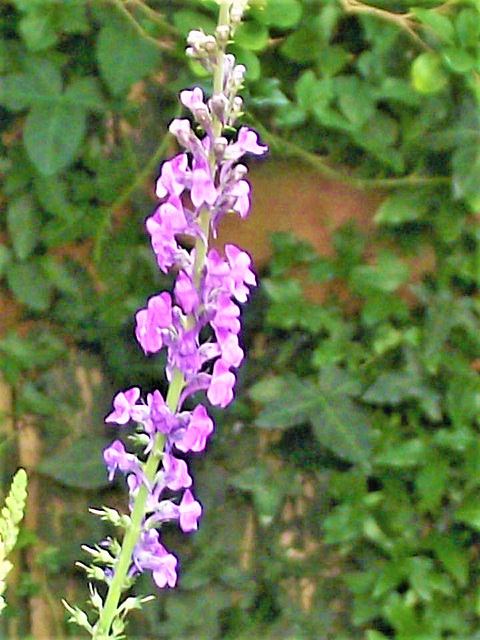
(249, 118), (450, 190)
(338, 0), (429, 49)
(110, 0), (175, 51)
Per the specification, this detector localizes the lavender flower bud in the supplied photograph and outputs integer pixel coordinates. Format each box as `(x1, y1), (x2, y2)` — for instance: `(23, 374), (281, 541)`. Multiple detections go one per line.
(214, 136), (228, 159)
(232, 64), (246, 86)
(204, 36), (217, 54)
(194, 105), (212, 128)
(209, 93), (229, 121)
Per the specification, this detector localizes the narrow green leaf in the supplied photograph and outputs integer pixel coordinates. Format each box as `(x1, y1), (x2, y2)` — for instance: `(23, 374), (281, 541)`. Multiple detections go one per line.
(455, 495), (480, 530)
(375, 438), (426, 467)
(427, 533), (469, 587)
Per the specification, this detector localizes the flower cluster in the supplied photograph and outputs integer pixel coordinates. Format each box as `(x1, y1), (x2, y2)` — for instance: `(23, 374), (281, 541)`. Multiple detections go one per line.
(102, 28), (267, 591)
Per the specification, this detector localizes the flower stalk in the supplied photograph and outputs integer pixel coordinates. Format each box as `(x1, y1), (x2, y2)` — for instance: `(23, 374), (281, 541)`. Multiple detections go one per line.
(65, 1), (268, 637)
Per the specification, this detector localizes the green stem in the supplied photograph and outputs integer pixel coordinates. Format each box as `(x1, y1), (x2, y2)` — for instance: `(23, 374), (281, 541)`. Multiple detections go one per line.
(93, 2), (232, 637)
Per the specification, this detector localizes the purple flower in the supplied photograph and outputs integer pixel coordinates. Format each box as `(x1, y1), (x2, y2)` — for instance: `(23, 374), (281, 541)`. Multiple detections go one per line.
(105, 387), (140, 425)
(178, 489), (202, 532)
(176, 404), (214, 453)
(211, 294), (241, 334)
(148, 390), (181, 436)
(207, 359), (236, 407)
(191, 155), (217, 208)
(225, 244), (256, 303)
(156, 154), (188, 198)
(216, 331), (243, 368)
(162, 454), (192, 491)
(135, 293), (173, 354)
(103, 440), (141, 482)
(174, 270), (199, 315)
(132, 530), (177, 588)
(226, 127), (268, 160)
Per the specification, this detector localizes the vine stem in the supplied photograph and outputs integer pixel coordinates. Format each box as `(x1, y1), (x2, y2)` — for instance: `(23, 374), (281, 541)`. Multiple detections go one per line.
(92, 2), (231, 637)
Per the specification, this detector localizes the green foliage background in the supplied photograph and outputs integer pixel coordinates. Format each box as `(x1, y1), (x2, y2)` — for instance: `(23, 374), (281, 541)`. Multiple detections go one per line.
(2, 0), (480, 638)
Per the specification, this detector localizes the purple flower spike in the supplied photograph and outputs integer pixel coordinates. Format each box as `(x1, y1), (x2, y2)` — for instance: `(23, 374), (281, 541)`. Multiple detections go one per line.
(100, 20), (268, 598)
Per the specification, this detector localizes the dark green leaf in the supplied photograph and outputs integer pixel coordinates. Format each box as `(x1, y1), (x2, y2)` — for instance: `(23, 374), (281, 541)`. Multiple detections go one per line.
(6, 260), (53, 311)
(96, 24), (161, 96)
(38, 436), (111, 489)
(256, 375), (371, 466)
(23, 104), (86, 175)
(0, 59), (62, 110)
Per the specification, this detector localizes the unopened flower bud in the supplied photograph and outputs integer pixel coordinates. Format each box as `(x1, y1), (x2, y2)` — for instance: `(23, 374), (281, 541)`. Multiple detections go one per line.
(215, 24), (230, 45)
(204, 36), (217, 54)
(169, 119), (192, 146)
(233, 164), (248, 180)
(214, 137), (228, 158)
(232, 64), (246, 85)
(187, 30), (206, 48)
(209, 93), (229, 120)
(232, 96), (243, 112)
(194, 105), (212, 128)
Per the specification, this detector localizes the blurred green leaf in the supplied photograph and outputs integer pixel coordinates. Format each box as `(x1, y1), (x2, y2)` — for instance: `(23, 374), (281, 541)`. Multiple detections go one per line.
(411, 51), (448, 94)
(96, 24), (161, 96)
(256, 375), (372, 467)
(412, 8), (455, 44)
(375, 191), (429, 225)
(23, 103), (86, 175)
(6, 260), (53, 311)
(38, 436), (111, 489)
(235, 20), (269, 51)
(254, 0), (302, 28)
(7, 195), (41, 260)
